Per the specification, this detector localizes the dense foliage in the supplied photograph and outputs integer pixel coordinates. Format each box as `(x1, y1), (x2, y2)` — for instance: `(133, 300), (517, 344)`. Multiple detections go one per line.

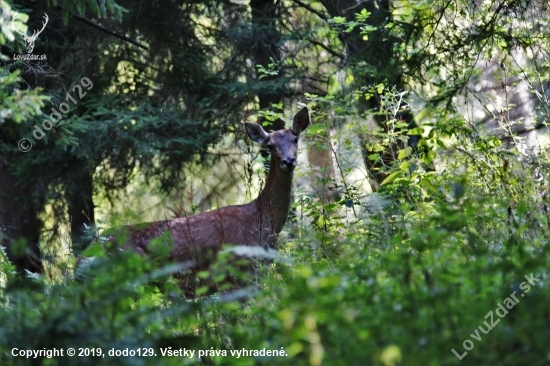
(1, 0), (550, 365)
(1, 117), (549, 365)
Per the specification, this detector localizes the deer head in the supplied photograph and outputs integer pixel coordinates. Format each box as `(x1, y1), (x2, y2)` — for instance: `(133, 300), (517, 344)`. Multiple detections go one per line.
(13, 12), (48, 53)
(245, 107), (310, 171)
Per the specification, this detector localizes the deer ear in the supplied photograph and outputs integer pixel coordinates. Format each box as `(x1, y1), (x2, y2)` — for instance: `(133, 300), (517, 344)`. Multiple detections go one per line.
(245, 123), (269, 145)
(291, 107), (310, 136)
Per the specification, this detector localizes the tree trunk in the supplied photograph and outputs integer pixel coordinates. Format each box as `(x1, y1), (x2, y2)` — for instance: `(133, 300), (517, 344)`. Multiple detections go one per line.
(0, 153), (43, 273)
(251, 0), (285, 129)
(66, 169), (95, 253)
(319, 0), (414, 191)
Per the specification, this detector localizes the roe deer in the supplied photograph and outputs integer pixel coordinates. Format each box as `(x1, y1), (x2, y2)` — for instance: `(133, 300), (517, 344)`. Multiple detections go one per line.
(102, 107), (310, 295)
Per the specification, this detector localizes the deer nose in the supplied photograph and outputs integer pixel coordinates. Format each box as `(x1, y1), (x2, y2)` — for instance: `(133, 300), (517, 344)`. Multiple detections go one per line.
(281, 157), (296, 168)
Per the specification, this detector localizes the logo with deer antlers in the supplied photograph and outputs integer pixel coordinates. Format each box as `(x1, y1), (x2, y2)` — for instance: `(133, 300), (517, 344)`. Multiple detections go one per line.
(12, 12), (49, 54)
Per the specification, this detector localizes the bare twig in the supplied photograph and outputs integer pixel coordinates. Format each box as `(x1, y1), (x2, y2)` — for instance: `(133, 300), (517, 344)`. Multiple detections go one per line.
(293, 0), (329, 21)
(73, 14), (149, 51)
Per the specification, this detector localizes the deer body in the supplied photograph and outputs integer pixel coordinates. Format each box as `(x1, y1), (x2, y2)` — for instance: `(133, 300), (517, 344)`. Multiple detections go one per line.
(126, 157), (294, 257)
(104, 108), (310, 293)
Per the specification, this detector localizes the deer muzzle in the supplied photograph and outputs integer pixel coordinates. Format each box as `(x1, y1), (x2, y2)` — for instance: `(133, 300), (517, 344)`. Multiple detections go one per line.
(281, 157), (297, 170)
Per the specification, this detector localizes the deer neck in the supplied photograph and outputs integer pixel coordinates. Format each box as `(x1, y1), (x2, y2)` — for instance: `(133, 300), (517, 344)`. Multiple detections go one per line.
(256, 155), (294, 240)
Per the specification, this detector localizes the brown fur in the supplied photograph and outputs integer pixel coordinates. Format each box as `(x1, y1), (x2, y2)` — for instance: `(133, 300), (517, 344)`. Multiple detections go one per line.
(105, 108), (310, 295)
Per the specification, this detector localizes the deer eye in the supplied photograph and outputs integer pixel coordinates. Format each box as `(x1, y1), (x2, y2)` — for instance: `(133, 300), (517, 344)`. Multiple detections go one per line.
(266, 144), (274, 149)
(294, 137), (299, 143)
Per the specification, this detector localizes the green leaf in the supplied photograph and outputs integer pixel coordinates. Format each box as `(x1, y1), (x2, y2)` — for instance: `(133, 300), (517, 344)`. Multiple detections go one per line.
(332, 16), (347, 24)
(81, 242), (105, 257)
(381, 171), (401, 186)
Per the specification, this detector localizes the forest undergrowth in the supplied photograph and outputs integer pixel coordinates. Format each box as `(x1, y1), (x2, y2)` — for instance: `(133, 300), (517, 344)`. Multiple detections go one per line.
(1, 92), (549, 366)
